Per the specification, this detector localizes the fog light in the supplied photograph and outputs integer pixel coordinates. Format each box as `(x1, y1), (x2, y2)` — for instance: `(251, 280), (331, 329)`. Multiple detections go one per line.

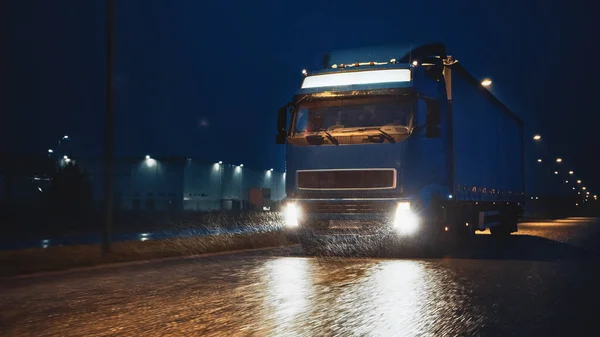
(284, 203), (300, 228)
(393, 202), (419, 235)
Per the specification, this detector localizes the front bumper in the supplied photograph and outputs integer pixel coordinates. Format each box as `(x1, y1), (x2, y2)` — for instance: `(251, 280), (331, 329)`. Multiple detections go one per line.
(283, 198), (416, 236)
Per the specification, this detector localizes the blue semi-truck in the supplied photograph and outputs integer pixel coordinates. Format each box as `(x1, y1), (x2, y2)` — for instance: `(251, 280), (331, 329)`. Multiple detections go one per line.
(275, 42), (525, 251)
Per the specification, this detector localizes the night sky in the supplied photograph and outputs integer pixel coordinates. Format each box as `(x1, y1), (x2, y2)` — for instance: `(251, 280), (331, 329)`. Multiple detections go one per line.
(3, 0), (598, 196)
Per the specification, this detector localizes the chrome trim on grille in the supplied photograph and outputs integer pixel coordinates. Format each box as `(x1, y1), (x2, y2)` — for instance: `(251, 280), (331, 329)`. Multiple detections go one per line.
(296, 168), (397, 190)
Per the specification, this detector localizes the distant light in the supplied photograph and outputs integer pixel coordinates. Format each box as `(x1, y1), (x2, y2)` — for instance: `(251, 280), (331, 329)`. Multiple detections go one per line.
(535, 197), (539, 200)
(302, 69), (307, 75)
(239, 164), (244, 167)
(269, 168), (274, 171)
(481, 78), (492, 87)
(576, 203), (579, 206)
(554, 171), (558, 175)
(573, 187), (576, 190)
(301, 69), (411, 89)
(63, 155), (68, 159)
(594, 195), (598, 199)
(218, 161), (223, 164)
(48, 149), (54, 153)
(569, 171), (574, 175)
(533, 134), (541, 140)
(537, 158), (542, 163)
(578, 192), (581, 195)
(412, 60), (418, 66)
(565, 180), (569, 183)
(65, 158), (71, 163)
(37, 187), (43, 192)
(530, 197), (534, 200)
(577, 180), (582, 184)
(146, 155), (151, 159)
(63, 135), (69, 139)
(586, 191), (590, 195)
(556, 158), (563, 163)
(448, 194), (453, 199)
(583, 187), (587, 190)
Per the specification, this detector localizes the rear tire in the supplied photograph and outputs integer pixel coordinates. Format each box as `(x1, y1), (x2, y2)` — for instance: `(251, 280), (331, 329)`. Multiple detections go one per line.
(489, 224), (510, 237)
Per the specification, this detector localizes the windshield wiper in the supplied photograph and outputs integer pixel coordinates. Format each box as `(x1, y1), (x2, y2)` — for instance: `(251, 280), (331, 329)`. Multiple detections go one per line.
(316, 129), (340, 146)
(357, 127), (396, 143)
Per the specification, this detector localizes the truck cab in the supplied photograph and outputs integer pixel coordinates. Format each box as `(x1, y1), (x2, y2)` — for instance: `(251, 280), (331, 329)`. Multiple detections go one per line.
(276, 43), (523, 252)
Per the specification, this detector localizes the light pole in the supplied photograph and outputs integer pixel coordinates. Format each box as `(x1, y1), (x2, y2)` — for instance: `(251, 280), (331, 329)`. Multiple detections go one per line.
(103, 0), (115, 254)
(218, 162), (224, 209)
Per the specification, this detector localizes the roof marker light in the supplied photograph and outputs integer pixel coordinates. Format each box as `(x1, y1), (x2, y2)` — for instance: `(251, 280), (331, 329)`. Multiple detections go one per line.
(301, 69), (412, 89)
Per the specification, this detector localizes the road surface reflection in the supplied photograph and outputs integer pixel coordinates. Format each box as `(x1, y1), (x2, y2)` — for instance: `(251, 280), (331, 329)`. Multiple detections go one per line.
(2, 217), (599, 336)
(261, 257), (486, 336)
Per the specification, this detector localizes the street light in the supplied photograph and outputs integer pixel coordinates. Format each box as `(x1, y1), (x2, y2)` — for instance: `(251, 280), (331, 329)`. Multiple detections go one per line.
(63, 135), (69, 139)
(239, 164), (244, 167)
(218, 161), (223, 164)
(556, 158), (563, 163)
(569, 171), (574, 175)
(577, 180), (582, 184)
(583, 187), (587, 190)
(145, 155), (151, 159)
(48, 149), (54, 153)
(481, 78), (492, 87)
(533, 134), (541, 140)
(554, 171), (558, 175)
(537, 158), (542, 163)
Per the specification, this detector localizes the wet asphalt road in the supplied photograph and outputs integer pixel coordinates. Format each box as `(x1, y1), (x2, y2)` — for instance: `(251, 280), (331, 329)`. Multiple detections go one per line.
(2, 218), (600, 336)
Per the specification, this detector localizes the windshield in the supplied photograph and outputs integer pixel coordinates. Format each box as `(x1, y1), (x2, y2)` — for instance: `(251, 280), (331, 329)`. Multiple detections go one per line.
(292, 96), (414, 135)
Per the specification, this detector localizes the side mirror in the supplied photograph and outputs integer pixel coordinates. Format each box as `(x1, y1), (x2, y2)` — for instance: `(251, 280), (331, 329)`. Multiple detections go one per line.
(275, 132), (287, 144)
(275, 105), (289, 144)
(426, 100), (441, 126)
(425, 126), (441, 138)
(425, 99), (441, 138)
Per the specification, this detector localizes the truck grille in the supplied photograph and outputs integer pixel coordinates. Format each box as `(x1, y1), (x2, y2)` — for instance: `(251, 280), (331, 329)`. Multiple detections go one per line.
(303, 201), (395, 214)
(297, 169), (396, 190)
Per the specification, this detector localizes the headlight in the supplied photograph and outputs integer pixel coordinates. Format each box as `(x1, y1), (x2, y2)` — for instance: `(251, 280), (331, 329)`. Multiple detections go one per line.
(393, 202), (419, 234)
(284, 203), (300, 228)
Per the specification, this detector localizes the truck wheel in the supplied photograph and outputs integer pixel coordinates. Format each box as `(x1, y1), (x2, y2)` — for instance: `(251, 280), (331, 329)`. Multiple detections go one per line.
(489, 224), (510, 237)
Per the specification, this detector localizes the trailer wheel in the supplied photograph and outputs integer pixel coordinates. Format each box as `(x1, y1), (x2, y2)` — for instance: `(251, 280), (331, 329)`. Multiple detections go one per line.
(489, 224), (510, 237)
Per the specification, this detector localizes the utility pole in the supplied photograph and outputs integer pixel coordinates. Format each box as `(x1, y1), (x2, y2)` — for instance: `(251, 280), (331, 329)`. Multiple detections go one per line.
(103, 0), (115, 254)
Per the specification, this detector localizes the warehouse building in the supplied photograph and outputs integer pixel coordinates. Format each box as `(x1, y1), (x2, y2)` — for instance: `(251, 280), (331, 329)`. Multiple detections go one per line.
(73, 156), (286, 212)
